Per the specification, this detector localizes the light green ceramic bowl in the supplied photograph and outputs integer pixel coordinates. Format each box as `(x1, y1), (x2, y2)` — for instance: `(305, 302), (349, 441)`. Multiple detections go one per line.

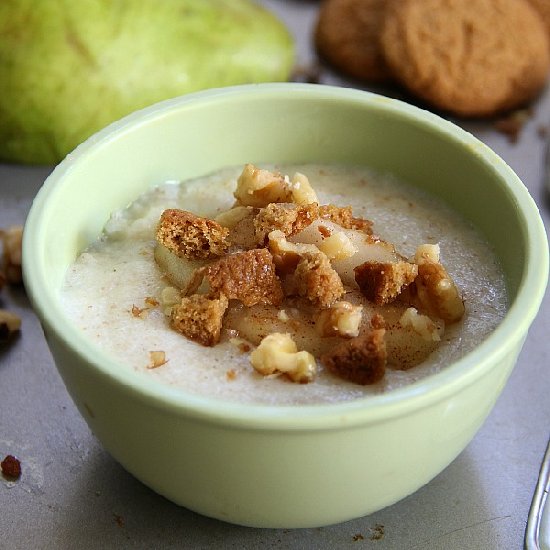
(23, 84), (548, 528)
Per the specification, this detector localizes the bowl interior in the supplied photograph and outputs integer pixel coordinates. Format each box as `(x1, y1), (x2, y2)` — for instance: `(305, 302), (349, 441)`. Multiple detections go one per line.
(23, 84), (548, 420)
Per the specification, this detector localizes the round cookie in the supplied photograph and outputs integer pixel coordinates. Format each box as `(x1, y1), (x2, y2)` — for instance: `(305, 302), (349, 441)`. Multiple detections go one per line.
(315, 0), (392, 82)
(381, 0), (550, 117)
(527, 0), (550, 45)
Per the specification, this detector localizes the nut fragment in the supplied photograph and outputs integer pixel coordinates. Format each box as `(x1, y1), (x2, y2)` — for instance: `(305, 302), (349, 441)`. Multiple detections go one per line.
(316, 301), (363, 338)
(234, 164), (292, 207)
(408, 244), (465, 323)
(1, 455), (21, 479)
(254, 202), (319, 243)
(147, 350), (168, 369)
(1, 226), (23, 284)
(289, 172), (319, 205)
(0, 309), (21, 343)
(250, 332), (316, 383)
(317, 231), (357, 260)
(160, 286), (182, 315)
(413, 243), (440, 264)
(399, 307), (442, 342)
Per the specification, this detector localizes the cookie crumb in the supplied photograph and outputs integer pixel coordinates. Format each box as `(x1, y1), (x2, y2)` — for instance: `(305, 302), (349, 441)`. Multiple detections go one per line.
(352, 533), (364, 541)
(157, 209), (230, 260)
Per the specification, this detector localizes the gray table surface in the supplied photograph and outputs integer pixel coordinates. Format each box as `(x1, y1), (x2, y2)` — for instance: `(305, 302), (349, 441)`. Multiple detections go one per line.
(1, 1), (549, 548)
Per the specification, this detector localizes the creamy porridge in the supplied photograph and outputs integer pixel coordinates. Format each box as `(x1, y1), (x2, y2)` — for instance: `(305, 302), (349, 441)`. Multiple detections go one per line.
(60, 164), (507, 405)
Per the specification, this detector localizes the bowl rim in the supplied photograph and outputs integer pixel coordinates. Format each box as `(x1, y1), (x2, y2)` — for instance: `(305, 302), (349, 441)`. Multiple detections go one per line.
(22, 83), (549, 430)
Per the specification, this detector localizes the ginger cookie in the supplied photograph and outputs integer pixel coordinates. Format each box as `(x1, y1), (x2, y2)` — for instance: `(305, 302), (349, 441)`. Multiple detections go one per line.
(527, 0), (550, 45)
(315, 0), (392, 82)
(381, 0), (550, 117)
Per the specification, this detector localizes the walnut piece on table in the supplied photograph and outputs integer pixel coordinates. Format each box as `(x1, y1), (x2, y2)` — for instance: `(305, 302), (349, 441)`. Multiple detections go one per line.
(0, 309), (21, 343)
(1, 454), (21, 479)
(1, 225), (23, 284)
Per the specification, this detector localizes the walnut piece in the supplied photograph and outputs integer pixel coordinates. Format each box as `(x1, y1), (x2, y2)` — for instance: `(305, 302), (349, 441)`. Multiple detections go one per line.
(399, 307), (442, 342)
(321, 329), (386, 385)
(171, 294), (229, 346)
(250, 332), (316, 383)
(288, 172), (319, 205)
(316, 301), (363, 338)
(354, 261), (418, 305)
(1, 226), (23, 284)
(1, 454), (21, 479)
(147, 350), (168, 369)
(405, 244), (465, 323)
(317, 231), (357, 260)
(234, 164), (292, 207)
(156, 209), (229, 260)
(0, 309), (21, 343)
(411, 262), (465, 324)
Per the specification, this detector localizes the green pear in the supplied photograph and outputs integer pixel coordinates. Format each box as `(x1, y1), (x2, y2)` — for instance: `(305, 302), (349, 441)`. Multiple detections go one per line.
(0, 0), (294, 165)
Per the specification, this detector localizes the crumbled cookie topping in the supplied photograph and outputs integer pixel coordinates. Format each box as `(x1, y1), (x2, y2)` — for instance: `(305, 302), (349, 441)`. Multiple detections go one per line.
(321, 328), (387, 385)
(254, 202), (319, 244)
(157, 209), (230, 260)
(153, 164), (464, 386)
(354, 260), (418, 305)
(319, 204), (373, 234)
(171, 294), (229, 346)
(199, 249), (284, 307)
(292, 250), (345, 307)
